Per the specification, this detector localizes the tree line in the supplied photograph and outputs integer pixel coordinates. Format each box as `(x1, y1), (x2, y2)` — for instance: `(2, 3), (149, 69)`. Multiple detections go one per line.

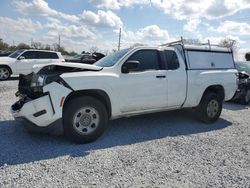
(0, 38), (78, 56)
(1, 37), (250, 60)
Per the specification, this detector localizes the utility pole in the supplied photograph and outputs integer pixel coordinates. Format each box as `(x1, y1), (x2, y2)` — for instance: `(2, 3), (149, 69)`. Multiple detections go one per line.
(118, 28), (121, 51)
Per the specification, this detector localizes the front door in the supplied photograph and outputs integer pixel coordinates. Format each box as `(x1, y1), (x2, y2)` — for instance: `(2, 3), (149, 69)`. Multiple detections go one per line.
(118, 49), (168, 113)
(16, 51), (39, 74)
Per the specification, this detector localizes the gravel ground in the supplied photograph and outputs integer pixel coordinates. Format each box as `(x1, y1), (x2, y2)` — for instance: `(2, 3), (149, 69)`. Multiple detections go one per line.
(0, 79), (249, 187)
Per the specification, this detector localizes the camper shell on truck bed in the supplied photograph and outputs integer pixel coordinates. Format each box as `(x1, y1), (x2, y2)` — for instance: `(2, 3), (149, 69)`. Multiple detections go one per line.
(160, 38), (235, 70)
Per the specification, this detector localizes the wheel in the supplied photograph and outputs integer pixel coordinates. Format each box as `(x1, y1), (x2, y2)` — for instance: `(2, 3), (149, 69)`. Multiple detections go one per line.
(196, 92), (223, 123)
(63, 96), (108, 144)
(0, 66), (11, 81)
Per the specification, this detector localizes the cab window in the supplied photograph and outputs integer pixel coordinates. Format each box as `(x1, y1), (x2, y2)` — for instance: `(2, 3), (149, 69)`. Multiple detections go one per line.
(126, 50), (161, 72)
(164, 50), (180, 70)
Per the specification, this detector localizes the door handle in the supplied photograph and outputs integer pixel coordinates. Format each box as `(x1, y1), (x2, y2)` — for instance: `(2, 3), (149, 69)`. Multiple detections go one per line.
(156, 75), (166, 78)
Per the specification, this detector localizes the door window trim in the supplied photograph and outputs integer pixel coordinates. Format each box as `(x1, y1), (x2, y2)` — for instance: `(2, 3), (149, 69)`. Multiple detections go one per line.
(121, 49), (165, 73)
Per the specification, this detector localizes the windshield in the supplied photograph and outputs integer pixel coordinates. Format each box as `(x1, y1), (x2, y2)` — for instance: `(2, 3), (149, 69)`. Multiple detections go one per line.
(235, 62), (250, 74)
(8, 49), (25, 58)
(95, 48), (130, 67)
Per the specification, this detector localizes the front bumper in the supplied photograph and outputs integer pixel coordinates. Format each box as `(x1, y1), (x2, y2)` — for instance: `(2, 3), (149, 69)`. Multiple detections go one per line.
(11, 94), (57, 127)
(15, 116), (63, 135)
(11, 81), (72, 130)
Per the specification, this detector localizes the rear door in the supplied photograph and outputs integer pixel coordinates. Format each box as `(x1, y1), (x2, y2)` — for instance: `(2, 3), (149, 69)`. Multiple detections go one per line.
(163, 50), (187, 107)
(38, 51), (59, 64)
(118, 49), (168, 113)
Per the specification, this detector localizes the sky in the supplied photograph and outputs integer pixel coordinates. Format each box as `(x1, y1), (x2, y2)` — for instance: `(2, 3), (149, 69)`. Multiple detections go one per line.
(0, 0), (250, 60)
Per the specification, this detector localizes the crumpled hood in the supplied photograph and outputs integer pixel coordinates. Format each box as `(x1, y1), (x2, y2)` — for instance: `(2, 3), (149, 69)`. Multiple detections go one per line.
(33, 62), (103, 73)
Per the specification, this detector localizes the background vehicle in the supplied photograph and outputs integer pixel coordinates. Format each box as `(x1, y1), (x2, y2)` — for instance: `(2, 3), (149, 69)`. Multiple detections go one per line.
(11, 39), (238, 143)
(0, 49), (64, 80)
(0, 51), (13, 57)
(65, 52), (105, 64)
(231, 61), (250, 104)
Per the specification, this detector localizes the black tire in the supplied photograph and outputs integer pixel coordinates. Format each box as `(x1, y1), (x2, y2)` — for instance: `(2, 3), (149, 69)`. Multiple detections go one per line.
(63, 96), (108, 144)
(196, 92), (223, 123)
(0, 66), (11, 81)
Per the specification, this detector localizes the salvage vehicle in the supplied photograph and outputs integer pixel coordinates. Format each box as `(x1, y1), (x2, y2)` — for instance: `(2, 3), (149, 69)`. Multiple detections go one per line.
(231, 61), (250, 104)
(0, 49), (64, 80)
(65, 52), (105, 64)
(11, 39), (238, 143)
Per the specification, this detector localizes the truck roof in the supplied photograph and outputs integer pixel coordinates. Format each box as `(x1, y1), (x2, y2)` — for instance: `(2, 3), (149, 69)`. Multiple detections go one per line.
(131, 45), (231, 53)
(183, 45), (232, 52)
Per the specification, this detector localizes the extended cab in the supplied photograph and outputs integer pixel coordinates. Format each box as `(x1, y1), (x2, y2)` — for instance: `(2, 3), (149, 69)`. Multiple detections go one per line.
(11, 42), (238, 143)
(0, 49), (64, 80)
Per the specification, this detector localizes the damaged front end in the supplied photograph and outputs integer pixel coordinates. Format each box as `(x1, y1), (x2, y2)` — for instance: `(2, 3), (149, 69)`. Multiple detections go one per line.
(12, 65), (77, 111)
(11, 63), (101, 132)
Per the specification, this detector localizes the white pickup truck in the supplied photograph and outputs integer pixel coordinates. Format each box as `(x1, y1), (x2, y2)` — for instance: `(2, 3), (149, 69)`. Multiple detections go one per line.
(11, 41), (238, 143)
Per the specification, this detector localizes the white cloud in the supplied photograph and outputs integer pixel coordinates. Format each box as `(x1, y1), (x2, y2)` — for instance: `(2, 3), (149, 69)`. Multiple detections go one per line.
(44, 18), (97, 40)
(0, 17), (44, 49)
(0, 17), (42, 33)
(81, 10), (123, 29)
(89, 0), (121, 9)
(151, 0), (250, 20)
(210, 21), (250, 35)
(183, 19), (201, 32)
(89, 0), (149, 9)
(205, 0), (250, 19)
(47, 25), (97, 40)
(136, 25), (169, 41)
(14, 0), (57, 16)
(14, 0), (123, 29)
(203, 35), (245, 45)
(236, 48), (249, 61)
(14, 0), (79, 22)
(120, 25), (170, 47)
(90, 0), (250, 20)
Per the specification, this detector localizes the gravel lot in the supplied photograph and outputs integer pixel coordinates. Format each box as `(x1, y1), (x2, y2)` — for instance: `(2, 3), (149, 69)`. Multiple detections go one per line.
(0, 79), (249, 187)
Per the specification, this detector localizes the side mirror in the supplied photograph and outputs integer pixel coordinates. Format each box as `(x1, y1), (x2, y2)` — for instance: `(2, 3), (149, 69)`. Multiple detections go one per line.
(122, 60), (140, 73)
(18, 56), (25, 60)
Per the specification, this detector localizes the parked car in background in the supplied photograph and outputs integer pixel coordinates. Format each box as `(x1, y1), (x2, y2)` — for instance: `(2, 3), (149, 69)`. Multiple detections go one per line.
(231, 61), (250, 104)
(11, 41), (238, 143)
(0, 51), (13, 57)
(65, 52), (105, 64)
(0, 49), (64, 80)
